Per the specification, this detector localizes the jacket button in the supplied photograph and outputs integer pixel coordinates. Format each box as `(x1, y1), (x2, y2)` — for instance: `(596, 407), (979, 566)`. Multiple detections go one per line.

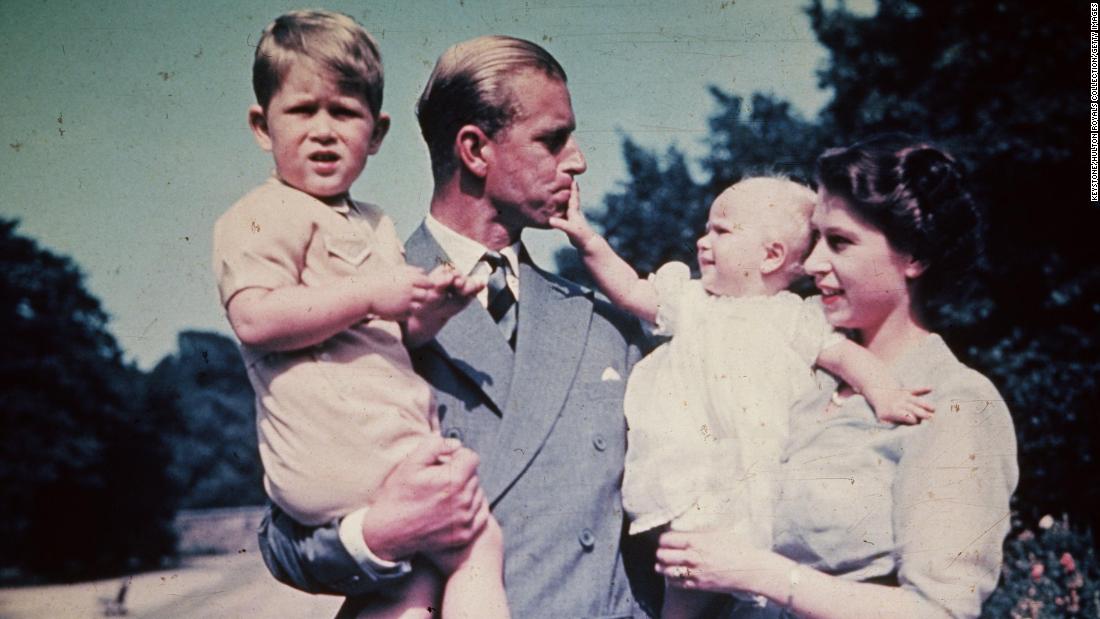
(437, 403), (448, 416)
(443, 427), (463, 441)
(578, 528), (595, 551)
(592, 435), (607, 451)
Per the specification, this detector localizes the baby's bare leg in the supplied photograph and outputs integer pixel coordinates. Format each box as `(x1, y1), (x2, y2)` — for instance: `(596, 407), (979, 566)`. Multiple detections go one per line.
(431, 516), (510, 619)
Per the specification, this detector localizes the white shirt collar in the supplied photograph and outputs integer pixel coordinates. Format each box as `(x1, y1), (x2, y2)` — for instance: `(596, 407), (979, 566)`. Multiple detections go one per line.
(423, 213), (521, 276)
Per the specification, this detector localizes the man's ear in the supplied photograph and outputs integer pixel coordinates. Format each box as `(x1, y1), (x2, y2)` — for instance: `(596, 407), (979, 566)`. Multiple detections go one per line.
(456, 124), (490, 179)
(760, 240), (787, 275)
(904, 256), (927, 279)
(248, 104), (273, 152)
(367, 113), (391, 155)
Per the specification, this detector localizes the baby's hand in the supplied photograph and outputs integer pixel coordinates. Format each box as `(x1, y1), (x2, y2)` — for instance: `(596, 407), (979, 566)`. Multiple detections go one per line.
(549, 180), (598, 250)
(365, 264), (434, 321)
(865, 386), (935, 425)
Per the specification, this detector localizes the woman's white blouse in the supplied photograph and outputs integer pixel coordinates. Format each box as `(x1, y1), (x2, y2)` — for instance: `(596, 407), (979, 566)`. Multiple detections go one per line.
(772, 333), (1018, 618)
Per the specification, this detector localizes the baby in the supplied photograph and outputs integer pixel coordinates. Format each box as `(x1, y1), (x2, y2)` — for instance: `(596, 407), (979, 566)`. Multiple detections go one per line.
(212, 10), (506, 619)
(552, 177), (933, 618)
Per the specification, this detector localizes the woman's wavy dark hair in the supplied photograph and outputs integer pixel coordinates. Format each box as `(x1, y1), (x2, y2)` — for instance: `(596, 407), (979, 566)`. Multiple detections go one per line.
(814, 134), (987, 321)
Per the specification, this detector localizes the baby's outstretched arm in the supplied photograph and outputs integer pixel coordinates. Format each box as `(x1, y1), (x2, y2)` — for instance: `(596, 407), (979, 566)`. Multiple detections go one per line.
(816, 339), (935, 425)
(549, 181), (659, 323)
(226, 265), (434, 352)
(404, 265), (486, 347)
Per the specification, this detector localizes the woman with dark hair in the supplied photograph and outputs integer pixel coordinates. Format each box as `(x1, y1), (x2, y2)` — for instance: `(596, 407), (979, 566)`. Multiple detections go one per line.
(655, 135), (1018, 618)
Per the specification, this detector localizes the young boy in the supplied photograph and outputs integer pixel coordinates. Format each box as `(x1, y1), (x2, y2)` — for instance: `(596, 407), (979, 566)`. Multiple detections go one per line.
(212, 11), (507, 618)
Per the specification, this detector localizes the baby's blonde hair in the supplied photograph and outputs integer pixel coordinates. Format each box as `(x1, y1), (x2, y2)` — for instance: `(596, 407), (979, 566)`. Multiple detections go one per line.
(723, 176), (816, 286)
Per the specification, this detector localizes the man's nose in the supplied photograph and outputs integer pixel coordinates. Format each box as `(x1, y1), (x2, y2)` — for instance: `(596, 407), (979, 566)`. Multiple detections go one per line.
(696, 233), (709, 252)
(562, 137), (587, 176)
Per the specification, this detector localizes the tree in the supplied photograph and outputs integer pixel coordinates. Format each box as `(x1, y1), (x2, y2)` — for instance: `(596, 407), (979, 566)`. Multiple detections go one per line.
(808, 0), (1099, 532)
(559, 0), (1098, 534)
(147, 330), (264, 509)
(0, 219), (178, 581)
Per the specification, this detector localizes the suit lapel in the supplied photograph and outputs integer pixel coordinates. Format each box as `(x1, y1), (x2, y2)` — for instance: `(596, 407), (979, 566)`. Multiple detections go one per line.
(405, 224), (514, 414)
(481, 261), (593, 503)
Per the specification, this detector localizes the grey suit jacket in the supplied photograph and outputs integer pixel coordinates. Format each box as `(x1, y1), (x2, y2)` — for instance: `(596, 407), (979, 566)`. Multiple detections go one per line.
(258, 223), (657, 618)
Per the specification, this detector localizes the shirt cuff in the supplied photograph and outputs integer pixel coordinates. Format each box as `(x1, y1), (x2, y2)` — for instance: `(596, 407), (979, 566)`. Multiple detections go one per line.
(338, 507), (413, 576)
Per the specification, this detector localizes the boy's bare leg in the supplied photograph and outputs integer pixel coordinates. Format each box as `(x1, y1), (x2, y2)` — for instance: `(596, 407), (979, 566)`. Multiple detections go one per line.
(432, 516), (510, 619)
(336, 566), (442, 619)
(662, 585), (724, 619)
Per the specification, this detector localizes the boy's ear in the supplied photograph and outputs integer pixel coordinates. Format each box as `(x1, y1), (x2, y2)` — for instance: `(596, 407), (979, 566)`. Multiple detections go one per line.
(367, 113), (391, 155)
(456, 124), (490, 179)
(760, 240), (787, 275)
(248, 104), (273, 152)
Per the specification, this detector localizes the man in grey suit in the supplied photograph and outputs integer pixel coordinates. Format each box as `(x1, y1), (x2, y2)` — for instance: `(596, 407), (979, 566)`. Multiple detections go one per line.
(259, 35), (655, 618)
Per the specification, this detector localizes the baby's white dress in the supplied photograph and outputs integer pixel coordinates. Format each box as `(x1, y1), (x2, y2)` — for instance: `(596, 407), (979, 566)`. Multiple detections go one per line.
(621, 262), (842, 546)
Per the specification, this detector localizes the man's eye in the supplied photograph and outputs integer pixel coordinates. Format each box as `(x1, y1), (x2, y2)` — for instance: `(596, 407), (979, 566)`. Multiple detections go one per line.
(826, 234), (851, 250)
(541, 133), (567, 152)
(332, 107), (361, 118)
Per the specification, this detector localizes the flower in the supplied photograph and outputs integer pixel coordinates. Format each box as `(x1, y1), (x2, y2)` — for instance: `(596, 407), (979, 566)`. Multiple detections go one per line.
(1038, 514), (1055, 529)
(1059, 552), (1076, 573)
(1030, 563), (1045, 581)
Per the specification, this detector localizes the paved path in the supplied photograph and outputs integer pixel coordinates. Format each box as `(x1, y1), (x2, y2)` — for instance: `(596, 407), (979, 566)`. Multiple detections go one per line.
(0, 552), (344, 618)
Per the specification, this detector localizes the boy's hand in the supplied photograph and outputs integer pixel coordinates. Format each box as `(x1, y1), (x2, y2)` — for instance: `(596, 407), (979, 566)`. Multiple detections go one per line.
(363, 264), (434, 321)
(404, 265), (486, 347)
(549, 180), (599, 251)
(864, 386), (935, 425)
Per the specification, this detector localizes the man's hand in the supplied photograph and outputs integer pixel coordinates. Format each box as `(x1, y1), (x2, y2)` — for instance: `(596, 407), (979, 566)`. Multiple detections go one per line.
(360, 435), (490, 562)
(405, 266), (485, 347)
(549, 180), (599, 251)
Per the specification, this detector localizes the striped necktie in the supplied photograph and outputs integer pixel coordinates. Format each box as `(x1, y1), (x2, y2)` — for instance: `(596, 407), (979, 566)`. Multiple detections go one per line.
(482, 251), (517, 347)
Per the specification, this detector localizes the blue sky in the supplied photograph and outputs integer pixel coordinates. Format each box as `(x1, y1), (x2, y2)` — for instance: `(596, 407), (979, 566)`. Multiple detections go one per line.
(0, 0), (872, 367)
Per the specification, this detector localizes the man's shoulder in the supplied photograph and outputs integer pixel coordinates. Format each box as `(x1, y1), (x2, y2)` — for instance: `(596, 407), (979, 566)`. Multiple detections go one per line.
(532, 264), (645, 342)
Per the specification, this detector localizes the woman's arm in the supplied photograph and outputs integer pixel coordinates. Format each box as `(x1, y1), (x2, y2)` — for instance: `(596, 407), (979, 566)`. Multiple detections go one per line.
(657, 530), (952, 619)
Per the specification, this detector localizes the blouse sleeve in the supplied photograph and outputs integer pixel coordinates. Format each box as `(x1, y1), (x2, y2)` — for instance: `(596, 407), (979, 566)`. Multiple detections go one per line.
(649, 261), (696, 337)
(790, 295), (846, 366)
(892, 368), (1018, 618)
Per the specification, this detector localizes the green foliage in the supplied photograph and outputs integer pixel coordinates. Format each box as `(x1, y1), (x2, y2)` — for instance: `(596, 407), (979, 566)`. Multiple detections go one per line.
(982, 516), (1100, 618)
(0, 219), (178, 582)
(148, 330), (264, 509)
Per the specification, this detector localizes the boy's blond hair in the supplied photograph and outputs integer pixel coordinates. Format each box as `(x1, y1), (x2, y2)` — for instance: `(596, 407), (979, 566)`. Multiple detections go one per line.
(726, 176), (817, 284)
(253, 10), (384, 115)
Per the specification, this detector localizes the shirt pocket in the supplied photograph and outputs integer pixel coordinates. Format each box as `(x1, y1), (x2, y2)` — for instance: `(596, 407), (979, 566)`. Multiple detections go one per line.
(324, 233), (373, 268)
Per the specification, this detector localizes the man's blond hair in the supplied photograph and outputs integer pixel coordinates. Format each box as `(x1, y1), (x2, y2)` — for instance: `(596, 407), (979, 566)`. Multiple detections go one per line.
(416, 35), (566, 183)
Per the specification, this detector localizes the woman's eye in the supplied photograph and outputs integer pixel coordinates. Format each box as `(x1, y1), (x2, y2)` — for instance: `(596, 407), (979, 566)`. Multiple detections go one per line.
(826, 234), (851, 250)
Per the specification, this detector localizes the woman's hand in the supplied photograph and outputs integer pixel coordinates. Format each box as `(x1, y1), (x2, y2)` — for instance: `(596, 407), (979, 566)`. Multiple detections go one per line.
(656, 529), (791, 595)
